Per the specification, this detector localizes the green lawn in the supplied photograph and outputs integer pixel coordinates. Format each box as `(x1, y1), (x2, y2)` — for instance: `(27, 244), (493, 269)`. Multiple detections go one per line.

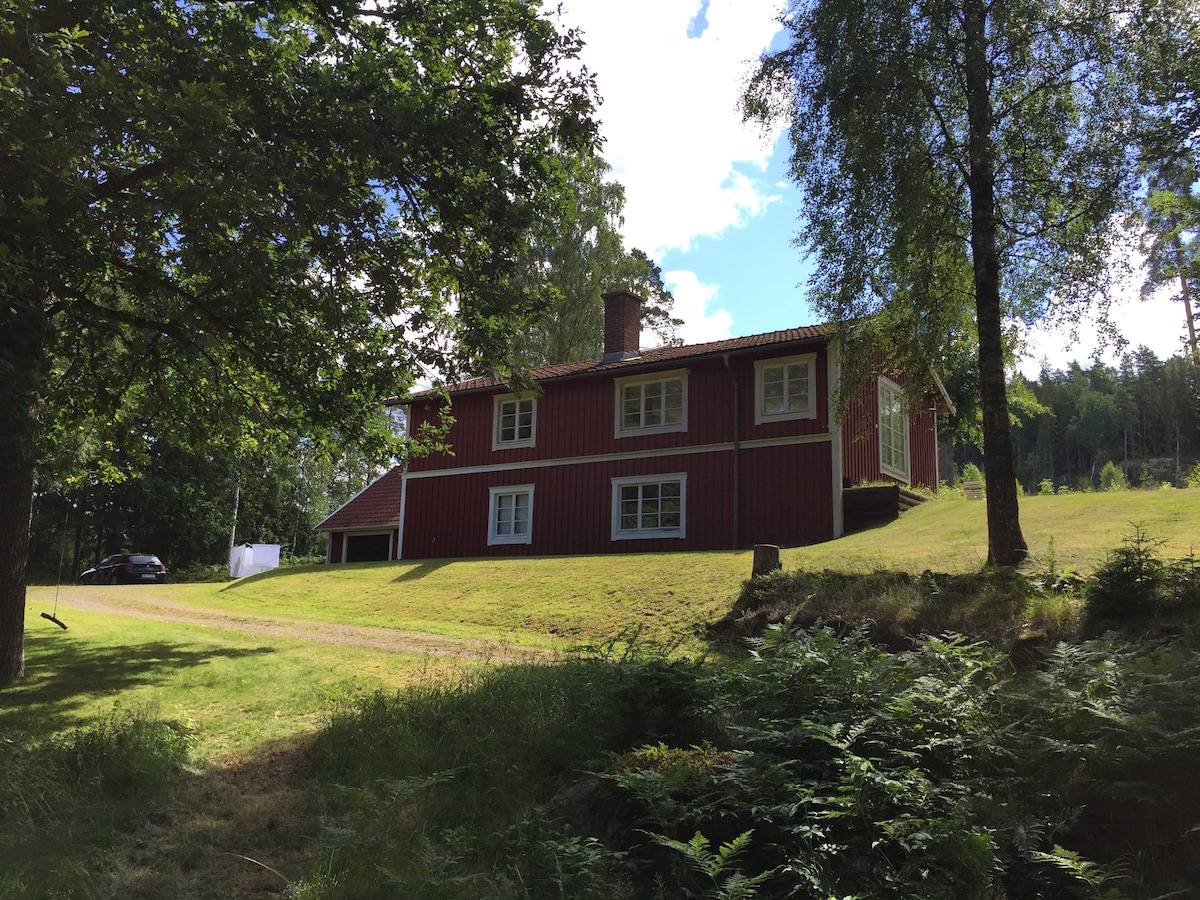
(14, 488), (1200, 754)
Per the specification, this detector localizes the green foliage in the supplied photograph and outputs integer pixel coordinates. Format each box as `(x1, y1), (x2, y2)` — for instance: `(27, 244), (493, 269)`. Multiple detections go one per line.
(307, 656), (713, 897)
(0, 709), (190, 885)
(1187, 462), (1200, 487)
(647, 830), (773, 900)
(1099, 461), (1129, 491)
(510, 151), (680, 367)
(0, 0), (600, 679)
(960, 463), (985, 486)
(713, 567), (1057, 648)
(1084, 527), (1200, 634)
(1011, 354), (1200, 494)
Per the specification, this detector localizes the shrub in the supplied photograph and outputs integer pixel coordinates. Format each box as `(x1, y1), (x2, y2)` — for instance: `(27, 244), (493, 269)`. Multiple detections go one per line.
(1186, 462), (1200, 488)
(1099, 461), (1127, 492)
(1038, 478), (1055, 496)
(960, 462), (984, 485)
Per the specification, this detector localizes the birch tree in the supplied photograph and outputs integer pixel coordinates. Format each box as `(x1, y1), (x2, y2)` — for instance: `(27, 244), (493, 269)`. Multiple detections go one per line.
(743, 0), (1140, 565)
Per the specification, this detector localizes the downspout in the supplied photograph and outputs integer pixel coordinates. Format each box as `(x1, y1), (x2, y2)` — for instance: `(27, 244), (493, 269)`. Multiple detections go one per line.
(723, 353), (741, 549)
(828, 339), (844, 538)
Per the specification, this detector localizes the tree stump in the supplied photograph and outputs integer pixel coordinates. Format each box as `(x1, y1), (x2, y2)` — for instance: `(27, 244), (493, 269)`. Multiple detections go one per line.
(752, 544), (781, 578)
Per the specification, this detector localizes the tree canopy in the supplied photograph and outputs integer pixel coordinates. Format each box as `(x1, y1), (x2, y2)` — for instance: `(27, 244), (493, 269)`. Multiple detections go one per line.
(743, 0), (1148, 565)
(0, 0), (597, 683)
(509, 152), (680, 368)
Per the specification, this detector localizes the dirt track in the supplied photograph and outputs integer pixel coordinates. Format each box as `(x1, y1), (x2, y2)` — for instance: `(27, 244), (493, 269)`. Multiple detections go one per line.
(40, 585), (555, 662)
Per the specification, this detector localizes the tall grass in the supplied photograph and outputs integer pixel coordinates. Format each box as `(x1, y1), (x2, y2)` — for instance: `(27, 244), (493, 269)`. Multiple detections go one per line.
(291, 540), (1200, 899)
(301, 652), (716, 898)
(0, 708), (191, 897)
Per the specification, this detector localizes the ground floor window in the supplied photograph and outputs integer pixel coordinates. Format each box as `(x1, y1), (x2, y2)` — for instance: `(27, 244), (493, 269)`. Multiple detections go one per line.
(488, 484), (534, 545)
(611, 474), (687, 540)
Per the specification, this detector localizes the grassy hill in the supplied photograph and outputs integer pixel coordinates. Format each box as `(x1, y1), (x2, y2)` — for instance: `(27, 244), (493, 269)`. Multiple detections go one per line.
(122, 488), (1200, 645)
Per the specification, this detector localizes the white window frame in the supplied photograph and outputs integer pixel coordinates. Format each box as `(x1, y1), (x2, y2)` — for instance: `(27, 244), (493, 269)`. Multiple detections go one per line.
(488, 484), (535, 546)
(754, 353), (817, 425)
(613, 369), (688, 439)
(492, 393), (537, 451)
(611, 473), (687, 541)
(878, 377), (910, 483)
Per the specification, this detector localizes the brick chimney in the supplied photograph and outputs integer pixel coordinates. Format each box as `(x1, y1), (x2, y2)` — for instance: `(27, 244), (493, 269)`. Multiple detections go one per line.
(602, 290), (643, 363)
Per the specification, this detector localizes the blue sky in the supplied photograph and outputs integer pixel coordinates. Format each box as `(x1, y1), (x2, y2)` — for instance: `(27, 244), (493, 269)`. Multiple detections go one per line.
(555, 0), (1190, 378)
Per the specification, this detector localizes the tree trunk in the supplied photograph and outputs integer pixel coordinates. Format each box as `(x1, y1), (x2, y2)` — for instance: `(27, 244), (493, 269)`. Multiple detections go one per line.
(0, 286), (47, 685)
(0, 458), (33, 683)
(963, 0), (1029, 567)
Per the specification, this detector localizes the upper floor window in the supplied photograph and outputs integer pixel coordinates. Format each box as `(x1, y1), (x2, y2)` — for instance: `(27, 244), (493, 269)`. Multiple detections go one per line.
(488, 484), (534, 545)
(611, 474), (686, 540)
(878, 377), (910, 482)
(754, 353), (817, 425)
(492, 393), (536, 450)
(614, 369), (688, 438)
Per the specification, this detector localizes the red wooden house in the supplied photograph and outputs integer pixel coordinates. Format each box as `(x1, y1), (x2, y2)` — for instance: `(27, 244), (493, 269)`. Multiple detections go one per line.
(318, 291), (942, 562)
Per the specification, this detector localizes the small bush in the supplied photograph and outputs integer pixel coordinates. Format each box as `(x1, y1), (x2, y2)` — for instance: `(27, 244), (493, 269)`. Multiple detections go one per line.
(1099, 460), (1127, 492)
(1185, 462), (1200, 488)
(1082, 528), (1200, 636)
(1038, 478), (1055, 496)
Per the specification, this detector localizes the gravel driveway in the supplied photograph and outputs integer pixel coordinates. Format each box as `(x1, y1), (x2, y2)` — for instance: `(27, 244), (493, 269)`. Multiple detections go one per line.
(38, 585), (555, 662)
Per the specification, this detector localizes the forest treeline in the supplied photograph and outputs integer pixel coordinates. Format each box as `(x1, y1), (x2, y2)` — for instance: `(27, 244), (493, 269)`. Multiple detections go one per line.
(1005, 347), (1199, 493)
(26, 438), (384, 582)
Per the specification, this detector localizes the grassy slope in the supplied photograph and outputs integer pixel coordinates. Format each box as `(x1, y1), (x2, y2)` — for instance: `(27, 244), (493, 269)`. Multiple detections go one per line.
(6, 490), (1199, 897)
(16, 490), (1197, 749)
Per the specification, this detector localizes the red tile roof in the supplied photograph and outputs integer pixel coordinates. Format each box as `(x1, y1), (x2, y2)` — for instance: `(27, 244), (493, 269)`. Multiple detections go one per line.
(404, 323), (837, 400)
(316, 466), (403, 532)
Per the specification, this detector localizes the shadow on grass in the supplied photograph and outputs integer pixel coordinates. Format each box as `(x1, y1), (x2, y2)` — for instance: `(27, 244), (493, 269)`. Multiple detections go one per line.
(0, 634), (274, 739)
(392, 560), (453, 582)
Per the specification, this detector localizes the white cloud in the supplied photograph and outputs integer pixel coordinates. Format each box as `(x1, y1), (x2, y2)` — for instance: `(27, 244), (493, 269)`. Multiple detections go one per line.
(1018, 283), (1194, 378)
(660, 269), (735, 344)
(553, 0), (788, 257)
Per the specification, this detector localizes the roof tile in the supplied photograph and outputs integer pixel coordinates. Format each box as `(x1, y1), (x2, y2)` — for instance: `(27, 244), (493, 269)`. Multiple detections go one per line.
(316, 466), (403, 532)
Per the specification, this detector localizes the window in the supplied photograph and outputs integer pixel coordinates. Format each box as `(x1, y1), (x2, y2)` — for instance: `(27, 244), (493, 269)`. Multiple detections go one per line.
(614, 369), (687, 437)
(878, 378), (909, 481)
(611, 474), (686, 540)
(754, 353), (817, 425)
(488, 484), (534, 545)
(492, 393), (536, 450)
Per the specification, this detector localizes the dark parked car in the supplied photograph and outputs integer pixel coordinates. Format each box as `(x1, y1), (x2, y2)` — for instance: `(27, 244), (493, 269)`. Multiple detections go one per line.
(78, 554), (167, 585)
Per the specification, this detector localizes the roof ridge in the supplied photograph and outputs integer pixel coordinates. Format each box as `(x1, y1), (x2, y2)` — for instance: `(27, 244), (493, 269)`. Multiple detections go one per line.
(401, 321), (835, 400)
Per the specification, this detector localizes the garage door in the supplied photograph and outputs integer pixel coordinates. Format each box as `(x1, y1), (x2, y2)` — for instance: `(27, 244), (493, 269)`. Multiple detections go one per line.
(344, 533), (391, 562)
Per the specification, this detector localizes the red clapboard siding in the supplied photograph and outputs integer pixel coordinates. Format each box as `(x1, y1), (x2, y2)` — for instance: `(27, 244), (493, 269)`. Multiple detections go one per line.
(740, 441), (836, 547)
(401, 451), (741, 559)
(407, 346), (834, 475)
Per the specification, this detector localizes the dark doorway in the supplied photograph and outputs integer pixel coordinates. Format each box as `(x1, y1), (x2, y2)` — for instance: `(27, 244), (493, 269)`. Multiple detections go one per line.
(345, 532), (391, 562)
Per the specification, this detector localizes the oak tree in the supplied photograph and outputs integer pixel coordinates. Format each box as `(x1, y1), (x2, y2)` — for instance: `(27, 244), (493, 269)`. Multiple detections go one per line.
(0, 0), (596, 683)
